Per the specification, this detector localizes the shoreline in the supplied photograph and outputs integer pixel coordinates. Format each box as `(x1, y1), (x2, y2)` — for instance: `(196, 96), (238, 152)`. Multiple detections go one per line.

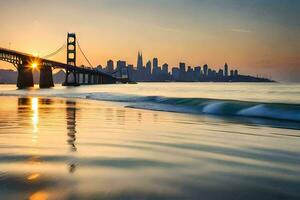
(0, 82), (299, 128)
(1, 95), (300, 130)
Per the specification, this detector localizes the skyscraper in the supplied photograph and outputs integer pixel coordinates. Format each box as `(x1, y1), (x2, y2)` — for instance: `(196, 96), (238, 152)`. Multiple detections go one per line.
(203, 64), (208, 77)
(179, 62), (186, 73)
(152, 58), (158, 75)
(106, 59), (114, 73)
(116, 60), (126, 78)
(145, 60), (152, 80)
(137, 51), (143, 69)
(179, 62), (186, 81)
(218, 69), (224, 79)
(234, 70), (239, 77)
(127, 64), (134, 80)
(136, 52), (145, 81)
(194, 66), (201, 80)
(172, 67), (180, 80)
(224, 63), (228, 77)
(162, 63), (168, 75)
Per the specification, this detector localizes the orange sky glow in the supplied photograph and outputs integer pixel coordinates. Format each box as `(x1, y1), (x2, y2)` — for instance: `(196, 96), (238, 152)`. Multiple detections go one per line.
(0, 0), (299, 82)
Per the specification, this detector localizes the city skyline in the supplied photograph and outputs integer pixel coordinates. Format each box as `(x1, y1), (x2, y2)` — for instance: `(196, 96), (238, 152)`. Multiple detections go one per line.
(97, 51), (272, 83)
(0, 0), (299, 82)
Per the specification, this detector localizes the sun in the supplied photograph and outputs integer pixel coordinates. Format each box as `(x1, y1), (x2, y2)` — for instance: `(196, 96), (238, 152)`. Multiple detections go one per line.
(31, 62), (38, 69)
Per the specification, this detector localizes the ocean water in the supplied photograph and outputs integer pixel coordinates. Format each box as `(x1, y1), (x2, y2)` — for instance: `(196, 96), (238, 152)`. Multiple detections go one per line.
(0, 83), (300, 199)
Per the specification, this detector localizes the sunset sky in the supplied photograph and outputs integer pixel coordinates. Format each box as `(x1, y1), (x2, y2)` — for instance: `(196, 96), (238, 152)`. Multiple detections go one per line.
(0, 0), (299, 82)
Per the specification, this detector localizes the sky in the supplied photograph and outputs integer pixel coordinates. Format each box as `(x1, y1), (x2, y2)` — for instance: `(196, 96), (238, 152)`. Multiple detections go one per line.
(0, 0), (299, 82)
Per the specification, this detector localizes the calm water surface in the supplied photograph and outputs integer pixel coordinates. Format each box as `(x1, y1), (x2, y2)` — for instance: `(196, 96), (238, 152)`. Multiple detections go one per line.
(0, 83), (300, 199)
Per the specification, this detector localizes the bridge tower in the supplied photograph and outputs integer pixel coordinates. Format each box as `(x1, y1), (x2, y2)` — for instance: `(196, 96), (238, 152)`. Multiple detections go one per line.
(67, 33), (76, 66)
(64, 33), (79, 86)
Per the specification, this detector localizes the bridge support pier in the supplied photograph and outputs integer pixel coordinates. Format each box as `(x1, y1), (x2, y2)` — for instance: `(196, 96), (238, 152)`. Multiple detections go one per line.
(82, 73), (86, 84)
(94, 75), (98, 84)
(63, 70), (80, 86)
(102, 75), (108, 84)
(17, 63), (34, 89)
(64, 70), (70, 84)
(76, 73), (80, 84)
(92, 75), (95, 84)
(103, 75), (116, 84)
(39, 66), (54, 88)
(88, 74), (92, 84)
(78, 73), (81, 84)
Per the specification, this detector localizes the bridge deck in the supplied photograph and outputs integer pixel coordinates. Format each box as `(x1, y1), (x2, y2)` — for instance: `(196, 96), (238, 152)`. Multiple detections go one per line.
(0, 47), (115, 78)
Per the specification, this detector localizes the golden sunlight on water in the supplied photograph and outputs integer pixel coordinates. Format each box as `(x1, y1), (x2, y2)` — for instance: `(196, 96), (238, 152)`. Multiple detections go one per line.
(0, 96), (299, 199)
(29, 191), (48, 200)
(27, 173), (40, 181)
(31, 98), (39, 142)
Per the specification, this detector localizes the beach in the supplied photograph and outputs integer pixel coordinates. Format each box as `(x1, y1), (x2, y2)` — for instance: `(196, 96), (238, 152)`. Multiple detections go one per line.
(0, 83), (300, 199)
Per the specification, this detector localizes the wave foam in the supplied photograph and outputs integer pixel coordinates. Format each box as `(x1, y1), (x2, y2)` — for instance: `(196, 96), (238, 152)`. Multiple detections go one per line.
(85, 93), (300, 122)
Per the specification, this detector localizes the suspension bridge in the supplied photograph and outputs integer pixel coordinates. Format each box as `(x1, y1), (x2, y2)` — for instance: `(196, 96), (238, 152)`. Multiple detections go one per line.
(0, 33), (128, 89)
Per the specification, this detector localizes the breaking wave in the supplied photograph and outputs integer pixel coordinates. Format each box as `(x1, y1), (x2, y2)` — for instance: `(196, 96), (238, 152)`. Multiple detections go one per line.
(85, 93), (300, 122)
(1, 89), (299, 123)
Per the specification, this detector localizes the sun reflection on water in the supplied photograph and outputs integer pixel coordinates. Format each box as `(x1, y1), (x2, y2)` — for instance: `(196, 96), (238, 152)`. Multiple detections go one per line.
(31, 98), (39, 142)
(29, 191), (48, 200)
(27, 173), (40, 181)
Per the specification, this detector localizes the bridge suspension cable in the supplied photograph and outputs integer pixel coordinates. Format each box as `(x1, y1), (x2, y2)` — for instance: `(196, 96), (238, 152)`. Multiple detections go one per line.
(73, 37), (123, 77)
(42, 43), (66, 59)
(76, 40), (94, 68)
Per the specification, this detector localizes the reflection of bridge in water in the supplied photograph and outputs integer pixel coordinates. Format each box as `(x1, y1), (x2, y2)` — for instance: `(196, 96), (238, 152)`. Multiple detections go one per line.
(0, 33), (129, 89)
(66, 101), (77, 173)
(17, 97), (78, 173)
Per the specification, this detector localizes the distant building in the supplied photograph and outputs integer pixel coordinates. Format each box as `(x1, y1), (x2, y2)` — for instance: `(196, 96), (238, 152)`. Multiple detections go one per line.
(194, 66), (201, 80)
(172, 67), (180, 80)
(179, 62), (186, 81)
(203, 64), (208, 77)
(153, 58), (158, 68)
(162, 63), (168, 75)
(179, 62), (186, 73)
(208, 68), (212, 76)
(106, 60), (114, 73)
(117, 60), (126, 68)
(96, 65), (103, 70)
(224, 63), (228, 77)
(127, 64), (134, 71)
(137, 51), (144, 70)
(116, 60), (127, 78)
(145, 60), (152, 80)
(218, 69), (224, 79)
(212, 70), (217, 79)
(234, 70), (239, 77)
(127, 64), (134, 80)
(152, 58), (159, 75)
(135, 52), (145, 80)
(186, 66), (195, 81)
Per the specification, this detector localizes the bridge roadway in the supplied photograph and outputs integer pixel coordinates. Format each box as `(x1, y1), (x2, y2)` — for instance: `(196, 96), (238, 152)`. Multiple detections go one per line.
(0, 47), (119, 89)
